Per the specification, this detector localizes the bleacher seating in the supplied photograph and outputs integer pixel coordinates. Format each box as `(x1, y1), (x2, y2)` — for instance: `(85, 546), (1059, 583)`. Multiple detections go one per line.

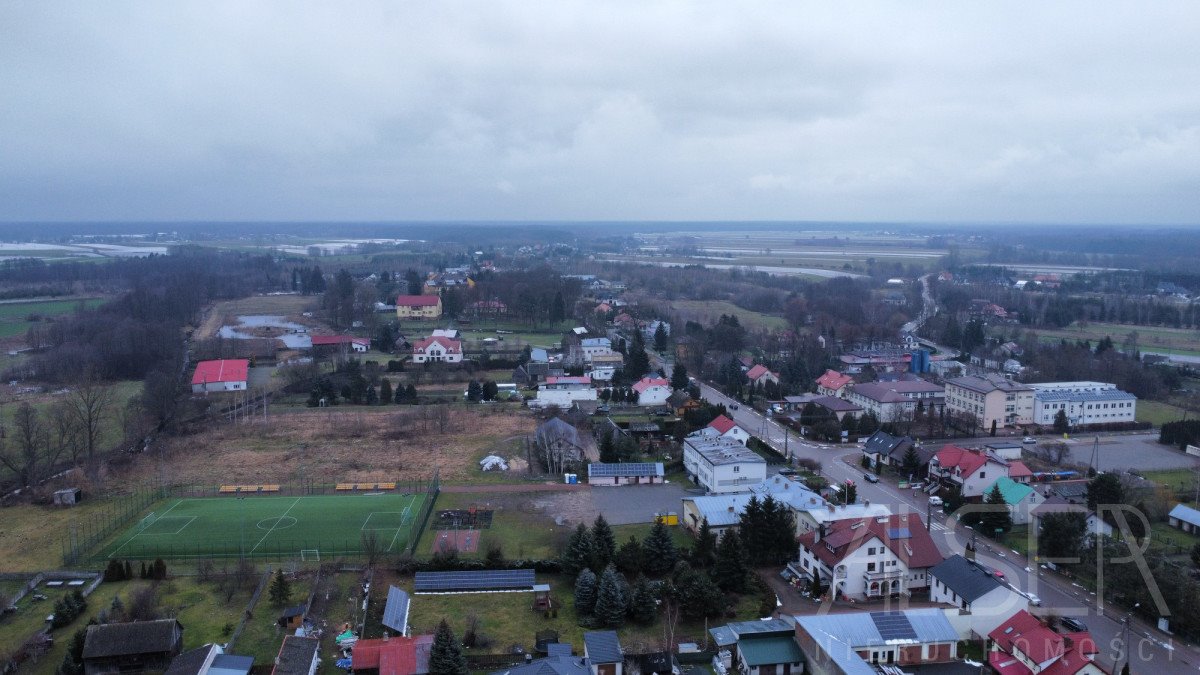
(335, 482), (397, 491)
(217, 484), (280, 494)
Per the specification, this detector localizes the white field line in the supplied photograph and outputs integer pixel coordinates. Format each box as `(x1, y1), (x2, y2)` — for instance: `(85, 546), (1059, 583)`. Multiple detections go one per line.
(249, 497), (302, 554)
(108, 499), (185, 558)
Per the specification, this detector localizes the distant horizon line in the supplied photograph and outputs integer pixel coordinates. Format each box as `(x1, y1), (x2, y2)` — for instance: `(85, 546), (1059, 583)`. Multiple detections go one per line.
(0, 219), (1197, 229)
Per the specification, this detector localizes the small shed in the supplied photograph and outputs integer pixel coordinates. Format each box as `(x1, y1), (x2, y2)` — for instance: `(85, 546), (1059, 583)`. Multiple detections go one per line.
(277, 605), (306, 630)
(53, 488), (82, 506)
(532, 584), (553, 611)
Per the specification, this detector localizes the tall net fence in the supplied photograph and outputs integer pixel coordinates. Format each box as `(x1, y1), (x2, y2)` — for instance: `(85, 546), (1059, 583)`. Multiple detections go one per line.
(62, 488), (165, 566)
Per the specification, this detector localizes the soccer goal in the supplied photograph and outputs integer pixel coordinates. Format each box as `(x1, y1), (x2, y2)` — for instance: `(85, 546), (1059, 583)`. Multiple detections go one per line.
(137, 513), (158, 532)
(300, 549), (320, 562)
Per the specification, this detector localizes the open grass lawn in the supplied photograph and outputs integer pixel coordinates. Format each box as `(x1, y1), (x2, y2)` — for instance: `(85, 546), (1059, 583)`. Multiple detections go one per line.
(234, 574), (317, 666)
(16, 576), (253, 675)
(1141, 469), (1198, 494)
(0, 298), (106, 339)
(1136, 400), (1190, 426)
(403, 574), (762, 657)
(667, 300), (789, 333)
(1023, 322), (1200, 357)
(1150, 522), (1200, 553)
(98, 492), (427, 561)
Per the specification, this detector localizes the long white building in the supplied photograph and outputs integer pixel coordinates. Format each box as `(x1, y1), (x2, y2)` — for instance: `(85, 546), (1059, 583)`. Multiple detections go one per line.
(1029, 381), (1137, 426)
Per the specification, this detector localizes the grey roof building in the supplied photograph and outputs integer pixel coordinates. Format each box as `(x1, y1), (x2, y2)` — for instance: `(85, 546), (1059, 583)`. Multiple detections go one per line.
(583, 631), (623, 665)
(929, 555), (1004, 604)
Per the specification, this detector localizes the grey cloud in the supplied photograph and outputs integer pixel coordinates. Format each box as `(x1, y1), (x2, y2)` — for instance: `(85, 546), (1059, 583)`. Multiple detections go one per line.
(0, 1), (1197, 223)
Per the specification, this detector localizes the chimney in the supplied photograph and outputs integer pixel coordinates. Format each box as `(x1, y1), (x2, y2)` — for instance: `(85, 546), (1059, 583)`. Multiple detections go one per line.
(864, 500), (870, 507)
(1063, 636), (1074, 650)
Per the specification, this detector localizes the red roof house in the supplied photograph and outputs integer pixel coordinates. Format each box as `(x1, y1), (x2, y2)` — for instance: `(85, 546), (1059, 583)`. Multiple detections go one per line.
(796, 513), (943, 597)
(706, 414), (750, 445)
(632, 377), (671, 406)
(351, 635), (433, 675)
(815, 369), (853, 396)
(746, 364), (780, 387)
(411, 336), (463, 364)
(929, 445), (1008, 498)
(190, 359), (249, 393)
(1007, 461), (1034, 483)
(988, 610), (1106, 675)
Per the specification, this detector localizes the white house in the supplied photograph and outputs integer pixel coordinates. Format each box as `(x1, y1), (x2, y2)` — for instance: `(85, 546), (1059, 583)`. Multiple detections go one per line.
(411, 335), (463, 363)
(309, 335), (370, 353)
(1030, 498), (1114, 540)
(689, 414), (751, 445)
(928, 445), (1009, 499)
(682, 436), (766, 494)
(746, 364), (780, 387)
(632, 377), (672, 406)
(1030, 381), (1137, 426)
(580, 337), (614, 360)
(930, 555), (1030, 639)
(191, 359), (249, 393)
(815, 369), (854, 397)
(793, 513), (943, 598)
(534, 376), (597, 408)
(984, 477), (1046, 526)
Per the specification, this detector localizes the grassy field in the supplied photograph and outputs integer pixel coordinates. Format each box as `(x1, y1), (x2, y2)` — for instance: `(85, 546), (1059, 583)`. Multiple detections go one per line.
(1141, 469), (1199, 495)
(1136, 400), (1191, 426)
(98, 492), (427, 561)
(667, 299), (789, 332)
(0, 297), (106, 338)
(1022, 322), (1200, 357)
(404, 573), (762, 657)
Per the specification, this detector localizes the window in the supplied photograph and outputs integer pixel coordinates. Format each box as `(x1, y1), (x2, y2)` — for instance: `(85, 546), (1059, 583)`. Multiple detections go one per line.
(979, 472), (986, 479)
(868, 562), (876, 572)
(868, 547), (876, 555)
(733, 466), (740, 473)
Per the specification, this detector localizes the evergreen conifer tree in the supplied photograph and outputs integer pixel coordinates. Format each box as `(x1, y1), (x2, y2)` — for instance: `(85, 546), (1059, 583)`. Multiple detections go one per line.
(642, 518), (679, 576)
(593, 565), (628, 627)
(614, 536), (643, 576)
(591, 515), (617, 572)
(561, 523), (594, 577)
(429, 619), (468, 675)
(629, 575), (658, 625)
(713, 529), (748, 592)
(573, 568), (598, 615)
(691, 518), (717, 568)
(268, 568), (292, 607)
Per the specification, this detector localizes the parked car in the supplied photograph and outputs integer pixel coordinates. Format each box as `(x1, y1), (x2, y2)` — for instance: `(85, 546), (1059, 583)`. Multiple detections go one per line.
(1060, 617), (1088, 632)
(992, 569), (1006, 581)
(729, 403), (739, 410)
(928, 496), (944, 507)
(1023, 436), (1037, 444)
(863, 472), (880, 483)
(909, 481), (925, 490)
(1026, 593), (1042, 606)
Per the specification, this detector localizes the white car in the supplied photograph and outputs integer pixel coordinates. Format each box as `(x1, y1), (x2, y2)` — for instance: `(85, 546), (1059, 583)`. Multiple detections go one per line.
(1022, 436), (1037, 444)
(1027, 593), (1042, 606)
(928, 496), (943, 507)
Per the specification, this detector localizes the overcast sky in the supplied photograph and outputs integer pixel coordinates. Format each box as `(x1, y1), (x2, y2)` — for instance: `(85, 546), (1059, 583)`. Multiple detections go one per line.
(1, 2), (1197, 225)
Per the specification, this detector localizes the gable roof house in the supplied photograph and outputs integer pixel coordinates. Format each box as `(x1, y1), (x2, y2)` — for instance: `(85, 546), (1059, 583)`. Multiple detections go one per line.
(535, 417), (592, 471)
(687, 414), (751, 446)
(816, 370), (855, 397)
(535, 376), (597, 408)
(812, 395), (864, 422)
(928, 445), (1010, 499)
(411, 335), (463, 364)
(310, 335), (370, 353)
(587, 462), (664, 486)
(191, 359), (249, 394)
(985, 477), (1047, 525)
(83, 619), (184, 675)
(709, 619), (804, 675)
(860, 431), (913, 472)
(631, 377), (672, 406)
(682, 476), (826, 536)
(350, 634), (433, 675)
(930, 554), (1030, 639)
(1030, 497), (1113, 541)
(165, 646), (253, 675)
(746, 364), (781, 387)
(795, 513), (943, 598)
(988, 610), (1107, 675)
(583, 631), (623, 675)
(394, 295), (442, 320)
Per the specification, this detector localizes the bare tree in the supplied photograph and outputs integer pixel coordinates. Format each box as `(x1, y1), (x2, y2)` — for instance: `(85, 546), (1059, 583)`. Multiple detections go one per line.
(66, 375), (115, 470)
(0, 403), (52, 487)
(432, 405), (450, 434)
(361, 530), (383, 569)
(50, 400), (83, 468)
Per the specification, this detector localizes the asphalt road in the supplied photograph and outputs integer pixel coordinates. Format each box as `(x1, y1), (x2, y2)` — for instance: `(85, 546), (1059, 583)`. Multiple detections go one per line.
(695, 384), (1199, 674)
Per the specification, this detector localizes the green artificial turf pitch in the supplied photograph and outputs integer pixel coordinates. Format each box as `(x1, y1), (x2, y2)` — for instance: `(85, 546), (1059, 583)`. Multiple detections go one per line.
(99, 492), (426, 560)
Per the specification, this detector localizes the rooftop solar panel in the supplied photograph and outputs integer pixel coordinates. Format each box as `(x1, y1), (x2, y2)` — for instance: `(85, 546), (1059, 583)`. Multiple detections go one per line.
(382, 586), (410, 634)
(588, 463), (662, 477)
(871, 611), (918, 641)
(414, 569), (536, 592)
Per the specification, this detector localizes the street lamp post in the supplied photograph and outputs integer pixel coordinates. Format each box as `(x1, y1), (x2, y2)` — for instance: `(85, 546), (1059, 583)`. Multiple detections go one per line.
(1120, 603), (1140, 675)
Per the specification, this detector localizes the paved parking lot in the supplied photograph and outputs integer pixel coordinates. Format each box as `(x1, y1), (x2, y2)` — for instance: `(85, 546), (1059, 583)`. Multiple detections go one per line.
(1052, 433), (1198, 471)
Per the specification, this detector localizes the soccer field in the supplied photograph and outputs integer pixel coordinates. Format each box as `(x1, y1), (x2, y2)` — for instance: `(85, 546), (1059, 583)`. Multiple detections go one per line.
(98, 492), (427, 560)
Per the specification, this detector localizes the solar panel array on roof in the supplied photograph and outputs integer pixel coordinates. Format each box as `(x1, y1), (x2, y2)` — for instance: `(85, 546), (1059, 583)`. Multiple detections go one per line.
(588, 463), (661, 477)
(414, 569), (536, 592)
(382, 586), (410, 634)
(886, 527), (911, 539)
(871, 612), (918, 641)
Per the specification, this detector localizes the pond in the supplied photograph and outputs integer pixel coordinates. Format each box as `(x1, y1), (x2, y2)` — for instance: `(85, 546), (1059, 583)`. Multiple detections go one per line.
(218, 315), (312, 348)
